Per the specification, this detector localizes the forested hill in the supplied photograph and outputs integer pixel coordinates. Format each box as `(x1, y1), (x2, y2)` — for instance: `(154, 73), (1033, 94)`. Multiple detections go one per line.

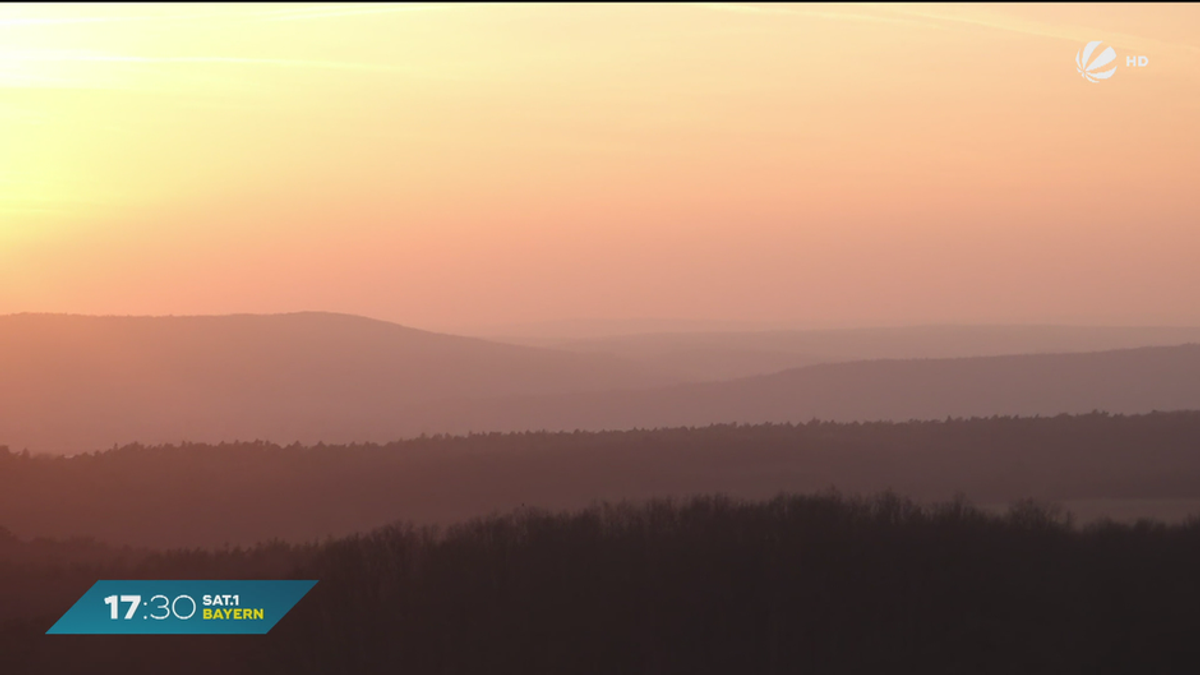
(4, 493), (1200, 674)
(3, 411), (1199, 548)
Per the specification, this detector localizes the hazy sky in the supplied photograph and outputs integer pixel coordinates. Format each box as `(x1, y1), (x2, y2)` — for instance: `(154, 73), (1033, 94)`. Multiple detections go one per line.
(2, 3), (1198, 332)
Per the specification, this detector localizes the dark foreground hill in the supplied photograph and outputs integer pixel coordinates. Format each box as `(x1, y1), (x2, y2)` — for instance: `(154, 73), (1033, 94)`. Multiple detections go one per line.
(0, 312), (676, 455)
(3, 493), (1200, 674)
(3, 412), (1200, 548)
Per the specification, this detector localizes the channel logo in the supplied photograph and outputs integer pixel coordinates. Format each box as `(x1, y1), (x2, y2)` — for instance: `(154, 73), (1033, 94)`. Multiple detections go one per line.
(1076, 41), (1117, 82)
(1075, 40), (1150, 83)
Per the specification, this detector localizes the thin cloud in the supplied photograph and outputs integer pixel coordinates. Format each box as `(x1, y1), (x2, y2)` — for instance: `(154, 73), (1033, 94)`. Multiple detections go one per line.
(0, 9), (234, 28)
(873, 4), (1200, 55)
(0, 16), (131, 27)
(695, 3), (945, 30)
(0, 50), (435, 76)
(698, 3), (1199, 56)
(0, 4), (449, 29)
(259, 3), (452, 22)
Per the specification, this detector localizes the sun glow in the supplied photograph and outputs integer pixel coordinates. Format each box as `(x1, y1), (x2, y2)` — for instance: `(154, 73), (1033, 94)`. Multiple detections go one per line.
(2, 3), (1198, 327)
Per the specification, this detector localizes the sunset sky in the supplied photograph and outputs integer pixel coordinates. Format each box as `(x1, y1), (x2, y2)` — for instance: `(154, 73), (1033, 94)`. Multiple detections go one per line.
(2, 3), (1198, 333)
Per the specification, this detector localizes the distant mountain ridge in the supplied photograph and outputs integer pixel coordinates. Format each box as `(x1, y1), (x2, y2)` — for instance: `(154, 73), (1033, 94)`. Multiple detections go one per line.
(3, 313), (1200, 454)
(505, 324), (1200, 381)
(399, 343), (1200, 434)
(0, 312), (678, 454)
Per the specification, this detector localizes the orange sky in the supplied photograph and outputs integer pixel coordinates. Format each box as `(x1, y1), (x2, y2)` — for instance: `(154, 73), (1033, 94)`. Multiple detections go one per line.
(2, 3), (1198, 332)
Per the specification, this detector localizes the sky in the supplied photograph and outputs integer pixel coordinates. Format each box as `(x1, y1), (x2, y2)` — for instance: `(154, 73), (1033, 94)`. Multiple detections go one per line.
(2, 3), (1198, 333)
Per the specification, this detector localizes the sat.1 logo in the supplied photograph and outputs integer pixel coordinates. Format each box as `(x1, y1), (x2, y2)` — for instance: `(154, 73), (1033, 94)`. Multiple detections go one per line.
(1075, 40), (1149, 83)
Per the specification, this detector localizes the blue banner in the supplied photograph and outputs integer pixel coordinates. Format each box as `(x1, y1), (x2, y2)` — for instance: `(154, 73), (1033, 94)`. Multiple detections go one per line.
(46, 580), (317, 634)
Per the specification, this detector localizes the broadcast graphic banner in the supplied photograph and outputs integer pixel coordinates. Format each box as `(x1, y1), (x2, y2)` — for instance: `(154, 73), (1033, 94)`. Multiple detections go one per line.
(46, 580), (317, 634)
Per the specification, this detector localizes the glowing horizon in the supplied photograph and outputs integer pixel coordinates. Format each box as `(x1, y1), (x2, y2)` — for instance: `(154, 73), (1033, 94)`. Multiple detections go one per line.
(3, 3), (1198, 332)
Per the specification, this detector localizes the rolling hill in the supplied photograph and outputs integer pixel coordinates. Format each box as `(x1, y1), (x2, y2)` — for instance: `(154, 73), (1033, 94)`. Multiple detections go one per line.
(4, 313), (1200, 454)
(504, 325), (1200, 381)
(401, 343), (1200, 433)
(0, 312), (678, 454)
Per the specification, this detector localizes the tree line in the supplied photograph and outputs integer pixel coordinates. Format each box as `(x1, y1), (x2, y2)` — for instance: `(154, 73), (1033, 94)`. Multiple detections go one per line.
(3, 492), (1199, 673)
(2, 411), (1200, 547)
